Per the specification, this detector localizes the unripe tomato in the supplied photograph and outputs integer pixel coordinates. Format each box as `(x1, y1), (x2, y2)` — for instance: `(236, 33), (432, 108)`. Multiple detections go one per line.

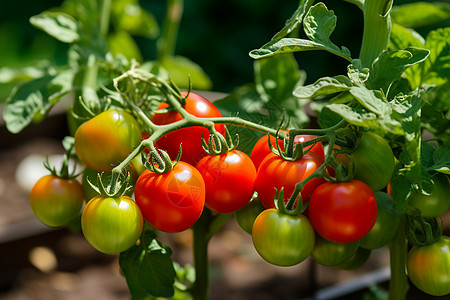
(407, 236), (450, 296)
(196, 150), (256, 214)
(234, 196), (265, 234)
(74, 109), (142, 172)
(81, 195), (143, 254)
(135, 161), (205, 233)
(152, 92), (225, 166)
(311, 235), (359, 266)
(252, 208), (315, 266)
(30, 175), (84, 227)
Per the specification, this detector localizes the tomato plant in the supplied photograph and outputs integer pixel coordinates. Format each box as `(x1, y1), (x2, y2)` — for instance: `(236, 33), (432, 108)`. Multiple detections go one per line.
(407, 173), (450, 218)
(152, 91), (225, 166)
(407, 236), (450, 296)
(30, 175), (85, 227)
(74, 109), (142, 172)
(252, 208), (315, 266)
(311, 234), (359, 266)
(81, 195), (144, 254)
(196, 150), (256, 214)
(308, 180), (377, 243)
(254, 151), (325, 209)
(134, 161), (205, 232)
(234, 195), (266, 234)
(335, 247), (371, 270)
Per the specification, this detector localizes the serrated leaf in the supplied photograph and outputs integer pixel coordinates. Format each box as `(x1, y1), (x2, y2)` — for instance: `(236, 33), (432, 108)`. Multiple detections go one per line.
(30, 11), (79, 43)
(272, 0), (314, 40)
(422, 27), (450, 86)
(119, 231), (176, 299)
(293, 75), (353, 99)
(391, 2), (450, 28)
(327, 104), (379, 127)
(349, 86), (391, 116)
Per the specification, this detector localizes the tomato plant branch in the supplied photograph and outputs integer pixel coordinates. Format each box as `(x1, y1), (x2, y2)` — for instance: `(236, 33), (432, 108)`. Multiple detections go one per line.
(388, 218), (409, 300)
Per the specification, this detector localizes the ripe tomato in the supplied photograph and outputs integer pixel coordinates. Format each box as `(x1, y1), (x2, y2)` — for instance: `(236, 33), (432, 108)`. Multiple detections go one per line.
(348, 131), (395, 191)
(359, 192), (401, 249)
(81, 195), (143, 254)
(196, 150), (256, 214)
(152, 92), (225, 166)
(234, 195), (265, 234)
(308, 180), (377, 243)
(134, 161), (205, 232)
(250, 133), (324, 170)
(252, 208), (315, 266)
(30, 175), (84, 227)
(407, 173), (450, 217)
(311, 234), (359, 266)
(254, 151), (325, 209)
(74, 109), (142, 172)
(407, 236), (450, 296)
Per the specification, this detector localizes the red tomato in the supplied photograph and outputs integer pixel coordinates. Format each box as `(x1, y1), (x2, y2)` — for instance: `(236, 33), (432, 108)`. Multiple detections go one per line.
(254, 151), (325, 209)
(151, 92), (225, 166)
(250, 133), (324, 170)
(134, 161), (205, 232)
(308, 180), (378, 243)
(196, 150), (256, 214)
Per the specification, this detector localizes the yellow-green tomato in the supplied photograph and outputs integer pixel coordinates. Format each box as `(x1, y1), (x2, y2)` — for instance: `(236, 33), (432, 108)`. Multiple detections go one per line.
(81, 195), (143, 254)
(30, 175), (84, 227)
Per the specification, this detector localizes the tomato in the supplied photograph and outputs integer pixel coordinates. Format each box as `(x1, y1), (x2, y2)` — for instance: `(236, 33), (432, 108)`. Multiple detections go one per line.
(407, 236), (450, 296)
(30, 175), (85, 227)
(407, 173), (450, 217)
(252, 208), (315, 266)
(254, 151), (325, 209)
(134, 161), (205, 232)
(152, 91), (225, 166)
(359, 192), (401, 249)
(311, 234), (359, 266)
(348, 131), (395, 191)
(250, 133), (324, 170)
(74, 109), (142, 172)
(308, 180), (377, 243)
(335, 247), (371, 270)
(195, 150), (256, 214)
(81, 195), (143, 254)
(234, 195), (265, 234)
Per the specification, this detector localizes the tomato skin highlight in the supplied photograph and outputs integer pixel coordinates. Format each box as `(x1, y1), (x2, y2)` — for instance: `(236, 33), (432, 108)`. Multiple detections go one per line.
(252, 208), (315, 266)
(407, 173), (450, 217)
(74, 109), (142, 172)
(134, 161), (205, 233)
(81, 195), (143, 254)
(196, 150), (256, 214)
(254, 151), (325, 209)
(152, 92), (225, 166)
(30, 175), (85, 227)
(407, 236), (450, 296)
(308, 180), (377, 243)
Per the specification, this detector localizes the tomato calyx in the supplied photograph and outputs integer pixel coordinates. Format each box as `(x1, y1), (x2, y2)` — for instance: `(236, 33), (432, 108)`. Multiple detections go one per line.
(275, 187), (307, 216)
(325, 154), (355, 183)
(86, 171), (134, 199)
(201, 126), (238, 155)
(268, 128), (303, 161)
(44, 141), (81, 179)
(141, 141), (182, 174)
(406, 211), (443, 247)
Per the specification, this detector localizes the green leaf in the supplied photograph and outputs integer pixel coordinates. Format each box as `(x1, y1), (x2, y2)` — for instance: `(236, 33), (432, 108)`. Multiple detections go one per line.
(30, 11), (79, 43)
(347, 60), (370, 85)
(349, 86), (391, 116)
(249, 3), (352, 61)
(326, 103), (379, 128)
(111, 0), (159, 38)
(370, 47), (430, 92)
(428, 143), (450, 174)
(421, 27), (450, 86)
(293, 75), (353, 99)
(160, 56), (212, 90)
(119, 231), (176, 299)
(107, 30), (143, 62)
(272, 0), (314, 40)
(391, 2), (450, 28)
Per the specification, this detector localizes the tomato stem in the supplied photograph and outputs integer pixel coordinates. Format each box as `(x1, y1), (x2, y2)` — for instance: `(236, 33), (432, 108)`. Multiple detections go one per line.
(388, 217), (409, 300)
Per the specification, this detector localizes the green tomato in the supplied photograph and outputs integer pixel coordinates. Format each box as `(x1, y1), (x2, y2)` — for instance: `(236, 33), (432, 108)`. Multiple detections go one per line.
(252, 208), (315, 266)
(407, 236), (450, 296)
(81, 195), (143, 254)
(30, 175), (85, 227)
(74, 109), (141, 172)
(311, 235), (359, 266)
(407, 173), (450, 218)
(335, 247), (371, 270)
(359, 192), (401, 249)
(234, 195), (265, 234)
(351, 131), (395, 191)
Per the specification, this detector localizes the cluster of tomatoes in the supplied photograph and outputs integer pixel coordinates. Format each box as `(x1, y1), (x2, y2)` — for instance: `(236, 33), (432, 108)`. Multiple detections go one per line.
(28, 92), (450, 296)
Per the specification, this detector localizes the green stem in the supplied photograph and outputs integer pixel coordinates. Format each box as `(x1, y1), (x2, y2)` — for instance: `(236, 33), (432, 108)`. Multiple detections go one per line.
(99, 0), (111, 38)
(359, 0), (392, 68)
(157, 0), (184, 62)
(388, 218), (409, 300)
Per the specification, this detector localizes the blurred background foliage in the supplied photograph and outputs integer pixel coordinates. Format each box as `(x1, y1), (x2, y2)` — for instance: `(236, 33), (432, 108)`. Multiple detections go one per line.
(0, 0), (449, 103)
